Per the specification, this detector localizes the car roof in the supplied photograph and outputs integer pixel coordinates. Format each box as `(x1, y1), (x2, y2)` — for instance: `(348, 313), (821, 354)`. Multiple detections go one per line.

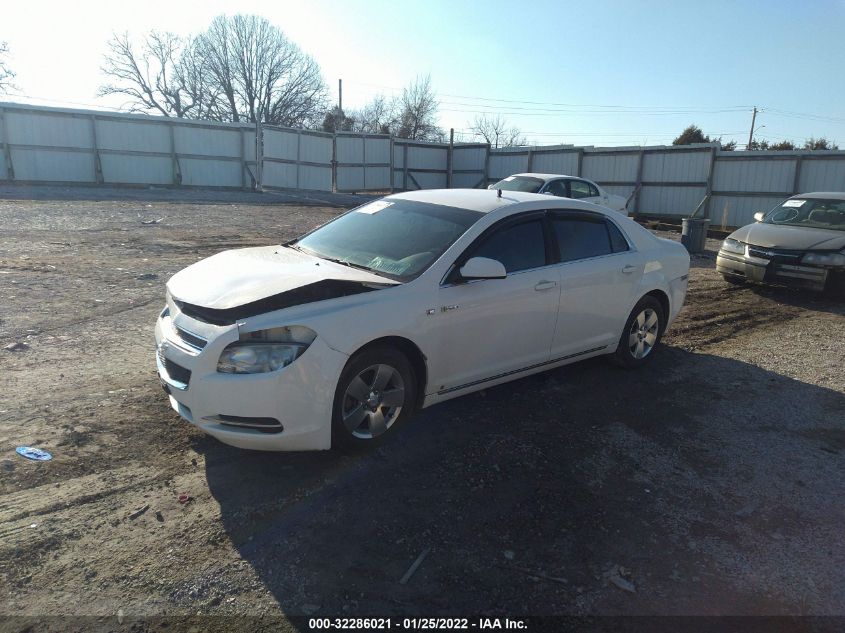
(510, 172), (578, 181)
(386, 188), (611, 215)
(387, 188), (549, 214)
(791, 192), (845, 200)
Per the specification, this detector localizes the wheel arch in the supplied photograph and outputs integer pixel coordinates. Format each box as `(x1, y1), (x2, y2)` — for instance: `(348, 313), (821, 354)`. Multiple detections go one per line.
(349, 336), (428, 410)
(642, 288), (670, 334)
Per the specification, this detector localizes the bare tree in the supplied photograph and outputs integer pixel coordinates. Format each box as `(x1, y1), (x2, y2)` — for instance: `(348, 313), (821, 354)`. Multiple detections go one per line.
(99, 31), (204, 117)
(100, 16), (328, 126)
(351, 94), (396, 134)
(470, 114), (526, 148)
(395, 75), (441, 140)
(0, 41), (17, 93)
(194, 14), (327, 126)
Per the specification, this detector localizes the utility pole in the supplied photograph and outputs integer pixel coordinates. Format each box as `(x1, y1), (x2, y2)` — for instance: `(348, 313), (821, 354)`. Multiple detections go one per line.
(747, 106), (758, 149)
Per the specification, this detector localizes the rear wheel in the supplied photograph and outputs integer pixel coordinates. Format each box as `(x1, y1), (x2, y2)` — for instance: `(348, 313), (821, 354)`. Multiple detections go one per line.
(612, 296), (665, 368)
(331, 346), (417, 450)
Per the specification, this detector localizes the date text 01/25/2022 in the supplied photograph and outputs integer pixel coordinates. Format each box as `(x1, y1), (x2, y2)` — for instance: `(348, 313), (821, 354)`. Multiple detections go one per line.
(307, 617), (528, 630)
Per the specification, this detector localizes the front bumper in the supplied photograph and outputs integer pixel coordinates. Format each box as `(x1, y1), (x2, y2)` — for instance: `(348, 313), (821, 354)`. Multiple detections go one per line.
(154, 307), (347, 451)
(716, 248), (829, 291)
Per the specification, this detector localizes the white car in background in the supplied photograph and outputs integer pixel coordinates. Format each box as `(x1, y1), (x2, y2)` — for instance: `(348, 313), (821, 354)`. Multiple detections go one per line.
(489, 173), (630, 215)
(155, 189), (689, 452)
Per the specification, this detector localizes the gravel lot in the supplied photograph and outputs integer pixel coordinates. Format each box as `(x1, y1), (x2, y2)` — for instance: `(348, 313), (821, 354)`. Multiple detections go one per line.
(0, 185), (843, 628)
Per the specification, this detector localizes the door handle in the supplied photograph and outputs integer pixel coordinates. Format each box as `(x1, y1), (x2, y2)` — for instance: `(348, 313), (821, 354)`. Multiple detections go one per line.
(534, 280), (557, 291)
(622, 265), (637, 274)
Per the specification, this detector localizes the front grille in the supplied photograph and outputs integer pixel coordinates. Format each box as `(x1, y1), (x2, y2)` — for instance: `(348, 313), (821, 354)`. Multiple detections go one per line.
(173, 325), (207, 350)
(747, 246), (803, 262)
(159, 349), (191, 386)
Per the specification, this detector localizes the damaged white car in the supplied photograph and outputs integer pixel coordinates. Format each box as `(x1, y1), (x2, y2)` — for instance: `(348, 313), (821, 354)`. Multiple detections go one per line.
(155, 189), (689, 451)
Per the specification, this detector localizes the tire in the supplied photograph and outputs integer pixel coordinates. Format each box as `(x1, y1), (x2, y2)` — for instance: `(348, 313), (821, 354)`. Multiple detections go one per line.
(331, 346), (417, 450)
(611, 296), (665, 369)
(722, 273), (745, 286)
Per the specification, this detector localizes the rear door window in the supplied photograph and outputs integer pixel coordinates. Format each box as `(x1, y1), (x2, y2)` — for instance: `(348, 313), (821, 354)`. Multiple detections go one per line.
(569, 180), (592, 199)
(553, 217), (613, 262)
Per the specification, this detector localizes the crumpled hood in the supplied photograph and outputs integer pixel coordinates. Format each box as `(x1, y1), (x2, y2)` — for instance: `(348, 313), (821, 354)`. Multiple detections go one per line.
(731, 223), (845, 251)
(167, 245), (398, 309)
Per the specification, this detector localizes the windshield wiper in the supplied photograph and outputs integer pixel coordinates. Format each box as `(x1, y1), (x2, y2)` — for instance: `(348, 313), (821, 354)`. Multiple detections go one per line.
(317, 255), (379, 274)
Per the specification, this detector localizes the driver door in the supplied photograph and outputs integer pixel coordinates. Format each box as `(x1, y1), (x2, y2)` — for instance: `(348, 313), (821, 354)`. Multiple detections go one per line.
(428, 214), (561, 395)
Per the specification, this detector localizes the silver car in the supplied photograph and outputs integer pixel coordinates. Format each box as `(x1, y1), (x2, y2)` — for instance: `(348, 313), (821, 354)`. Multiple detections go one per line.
(716, 192), (845, 292)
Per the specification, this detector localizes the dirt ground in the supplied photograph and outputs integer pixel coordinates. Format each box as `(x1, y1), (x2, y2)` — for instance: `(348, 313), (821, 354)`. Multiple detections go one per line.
(0, 185), (843, 629)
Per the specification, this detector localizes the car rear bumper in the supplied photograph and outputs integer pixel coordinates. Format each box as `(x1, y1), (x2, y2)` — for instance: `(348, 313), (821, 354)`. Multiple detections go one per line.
(716, 250), (828, 291)
(155, 307), (346, 451)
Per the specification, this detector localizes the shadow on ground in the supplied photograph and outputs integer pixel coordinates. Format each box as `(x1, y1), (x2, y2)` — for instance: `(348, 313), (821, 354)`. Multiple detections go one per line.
(197, 347), (845, 620)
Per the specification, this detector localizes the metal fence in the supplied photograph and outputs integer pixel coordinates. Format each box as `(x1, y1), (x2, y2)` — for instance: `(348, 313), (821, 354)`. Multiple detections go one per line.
(3, 101), (845, 228)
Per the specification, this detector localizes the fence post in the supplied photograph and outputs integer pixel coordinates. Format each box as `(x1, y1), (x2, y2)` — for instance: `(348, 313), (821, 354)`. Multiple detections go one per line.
(483, 144), (491, 187)
(633, 149), (645, 215)
(389, 137), (395, 193)
(362, 133), (367, 192)
(240, 127), (247, 189)
(402, 143), (409, 191)
(90, 115), (103, 184)
(576, 148), (584, 177)
(168, 122), (181, 186)
(792, 154), (803, 194)
(0, 107), (15, 181)
(255, 120), (263, 191)
(296, 129), (302, 190)
(702, 145), (717, 219)
(331, 133), (337, 193)
(447, 128), (454, 188)
(527, 147), (534, 173)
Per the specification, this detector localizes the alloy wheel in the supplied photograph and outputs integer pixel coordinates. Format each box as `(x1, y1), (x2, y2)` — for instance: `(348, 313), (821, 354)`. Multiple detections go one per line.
(628, 308), (659, 359)
(341, 364), (406, 439)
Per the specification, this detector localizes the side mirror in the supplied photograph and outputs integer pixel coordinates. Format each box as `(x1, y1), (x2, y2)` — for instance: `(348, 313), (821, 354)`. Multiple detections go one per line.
(459, 256), (507, 280)
(753, 212), (765, 222)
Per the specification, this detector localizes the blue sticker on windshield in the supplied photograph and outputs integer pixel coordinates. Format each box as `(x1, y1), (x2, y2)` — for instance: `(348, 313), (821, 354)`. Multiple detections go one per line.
(16, 446), (53, 461)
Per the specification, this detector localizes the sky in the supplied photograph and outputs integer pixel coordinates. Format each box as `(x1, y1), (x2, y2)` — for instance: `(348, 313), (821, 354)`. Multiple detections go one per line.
(2, 0), (845, 148)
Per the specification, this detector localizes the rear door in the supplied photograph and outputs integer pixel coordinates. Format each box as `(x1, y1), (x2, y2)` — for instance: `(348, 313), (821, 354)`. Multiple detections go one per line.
(430, 214), (561, 393)
(569, 179), (605, 206)
(548, 211), (640, 358)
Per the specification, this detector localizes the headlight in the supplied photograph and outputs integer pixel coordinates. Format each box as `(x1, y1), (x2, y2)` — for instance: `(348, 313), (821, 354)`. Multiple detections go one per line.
(801, 251), (845, 266)
(721, 238), (744, 255)
(217, 326), (316, 374)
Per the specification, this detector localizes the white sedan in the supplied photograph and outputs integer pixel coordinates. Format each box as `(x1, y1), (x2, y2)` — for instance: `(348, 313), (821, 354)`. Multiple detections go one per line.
(155, 189), (689, 451)
(489, 173), (630, 215)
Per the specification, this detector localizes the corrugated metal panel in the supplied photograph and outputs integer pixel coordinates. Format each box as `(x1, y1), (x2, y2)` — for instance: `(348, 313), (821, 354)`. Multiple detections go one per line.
(709, 195), (788, 228)
(365, 166), (390, 190)
(242, 131), (257, 162)
(101, 155), (171, 185)
(582, 153), (639, 182)
(602, 184), (635, 200)
(712, 158), (796, 193)
(452, 172), (485, 188)
(10, 147), (95, 181)
(180, 158), (241, 187)
(643, 150), (710, 182)
(263, 128), (298, 161)
(336, 136), (363, 164)
(299, 165), (332, 191)
(488, 153), (528, 179)
(365, 137), (390, 164)
(5, 110), (92, 148)
(95, 118), (170, 153)
(174, 125), (240, 157)
(798, 159), (845, 192)
(262, 161), (297, 189)
(337, 166), (362, 191)
(412, 171), (447, 189)
(639, 185), (706, 216)
(452, 146), (487, 171)
(408, 145), (447, 170)
(531, 151), (579, 175)
(300, 133), (332, 165)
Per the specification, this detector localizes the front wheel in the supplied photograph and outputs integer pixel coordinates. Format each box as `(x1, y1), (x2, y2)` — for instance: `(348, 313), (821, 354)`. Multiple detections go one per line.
(331, 346), (417, 450)
(612, 296), (665, 368)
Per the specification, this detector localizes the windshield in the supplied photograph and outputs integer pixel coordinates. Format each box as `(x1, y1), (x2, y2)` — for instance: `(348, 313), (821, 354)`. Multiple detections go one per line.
(294, 199), (483, 281)
(764, 198), (845, 232)
(490, 176), (544, 193)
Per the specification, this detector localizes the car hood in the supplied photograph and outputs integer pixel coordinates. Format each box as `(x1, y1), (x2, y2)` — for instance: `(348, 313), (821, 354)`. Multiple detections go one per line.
(167, 245), (399, 310)
(730, 223), (845, 251)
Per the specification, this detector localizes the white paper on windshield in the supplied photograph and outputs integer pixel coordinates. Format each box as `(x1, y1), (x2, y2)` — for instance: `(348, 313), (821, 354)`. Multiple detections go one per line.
(356, 200), (393, 214)
(783, 200), (806, 207)
(503, 176), (515, 181)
